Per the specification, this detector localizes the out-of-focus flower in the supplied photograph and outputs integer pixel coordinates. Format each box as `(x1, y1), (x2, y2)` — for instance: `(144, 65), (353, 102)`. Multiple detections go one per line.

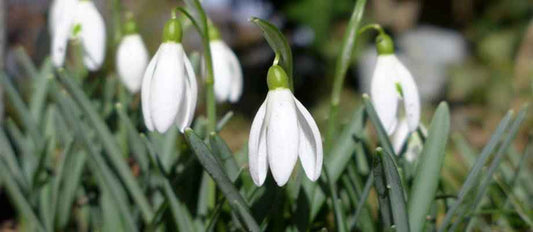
(370, 32), (420, 137)
(116, 17), (149, 93)
(142, 14), (197, 133)
(248, 65), (322, 186)
(208, 25), (243, 103)
(51, 0), (106, 71)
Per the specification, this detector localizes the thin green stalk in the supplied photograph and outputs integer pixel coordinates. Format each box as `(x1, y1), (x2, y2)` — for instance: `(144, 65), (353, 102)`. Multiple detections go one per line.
(324, 0), (367, 151)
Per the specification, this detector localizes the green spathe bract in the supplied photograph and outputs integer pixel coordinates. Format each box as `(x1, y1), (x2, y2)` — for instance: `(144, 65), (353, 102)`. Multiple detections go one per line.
(267, 65), (290, 90)
(376, 33), (394, 55)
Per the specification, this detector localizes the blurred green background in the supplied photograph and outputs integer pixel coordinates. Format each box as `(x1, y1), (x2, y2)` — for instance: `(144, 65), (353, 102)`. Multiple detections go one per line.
(0, 0), (532, 228)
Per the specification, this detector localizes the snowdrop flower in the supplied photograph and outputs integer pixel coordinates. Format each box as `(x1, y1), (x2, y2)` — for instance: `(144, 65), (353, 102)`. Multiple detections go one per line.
(142, 14), (197, 133)
(51, 0), (106, 71)
(116, 17), (149, 93)
(208, 25), (243, 103)
(370, 32), (420, 144)
(248, 65), (322, 186)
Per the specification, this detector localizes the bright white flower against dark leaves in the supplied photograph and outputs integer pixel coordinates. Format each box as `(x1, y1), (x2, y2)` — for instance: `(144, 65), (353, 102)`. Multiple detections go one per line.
(210, 40), (243, 103)
(248, 65), (322, 186)
(51, 0), (106, 71)
(116, 19), (149, 93)
(370, 33), (420, 138)
(142, 15), (197, 133)
(206, 25), (243, 103)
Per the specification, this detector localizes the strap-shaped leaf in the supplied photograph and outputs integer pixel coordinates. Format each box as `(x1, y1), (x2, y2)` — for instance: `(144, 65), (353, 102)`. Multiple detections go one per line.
(378, 148), (410, 232)
(184, 129), (260, 232)
(362, 95), (395, 156)
(438, 110), (514, 231)
(408, 102), (450, 232)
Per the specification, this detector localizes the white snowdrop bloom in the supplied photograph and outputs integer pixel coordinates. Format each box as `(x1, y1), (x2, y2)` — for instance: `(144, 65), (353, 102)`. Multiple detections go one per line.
(141, 15), (197, 133)
(51, 0), (106, 71)
(370, 33), (420, 137)
(116, 19), (149, 93)
(248, 65), (322, 186)
(210, 40), (243, 103)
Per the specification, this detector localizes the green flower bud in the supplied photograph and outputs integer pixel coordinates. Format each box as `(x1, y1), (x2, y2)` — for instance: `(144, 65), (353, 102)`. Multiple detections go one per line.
(376, 33), (394, 55)
(123, 13), (138, 35)
(162, 11), (182, 43)
(267, 65), (289, 90)
(207, 21), (221, 41)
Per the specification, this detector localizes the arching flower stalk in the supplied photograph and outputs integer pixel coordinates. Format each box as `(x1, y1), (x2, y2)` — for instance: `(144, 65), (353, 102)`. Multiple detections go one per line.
(207, 24), (243, 103)
(368, 26), (421, 154)
(51, 0), (106, 71)
(141, 11), (197, 133)
(116, 15), (149, 93)
(248, 64), (323, 186)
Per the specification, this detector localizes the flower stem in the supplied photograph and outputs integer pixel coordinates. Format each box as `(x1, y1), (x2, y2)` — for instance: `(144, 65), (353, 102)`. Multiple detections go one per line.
(203, 29), (217, 134)
(325, 0), (367, 151)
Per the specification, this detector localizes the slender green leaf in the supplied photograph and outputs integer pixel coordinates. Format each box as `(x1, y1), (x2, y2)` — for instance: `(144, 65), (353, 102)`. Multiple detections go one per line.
(0, 128), (29, 191)
(324, 166), (348, 232)
(115, 103), (149, 173)
(0, 159), (45, 231)
(56, 72), (153, 222)
(325, 0), (367, 149)
(408, 102), (450, 232)
(250, 17), (293, 89)
(438, 110), (514, 231)
(30, 60), (53, 121)
(0, 72), (42, 149)
(463, 105), (528, 228)
(216, 111), (234, 132)
(372, 148), (392, 228)
(184, 129), (260, 232)
(378, 148), (410, 232)
(140, 134), (195, 232)
(353, 173), (373, 228)
(362, 95), (395, 156)
(209, 133), (241, 182)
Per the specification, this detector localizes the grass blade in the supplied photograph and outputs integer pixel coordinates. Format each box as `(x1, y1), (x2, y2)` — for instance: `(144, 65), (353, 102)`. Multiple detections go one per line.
(57, 72), (153, 222)
(184, 128), (260, 232)
(0, 159), (45, 231)
(209, 133), (241, 182)
(408, 102), (450, 232)
(372, 148), (392, 228)
(438, 110), (514, 231)
(463, 105), (528, 229)
(378, 148), (410, 232)
(362, 95), (395, 156)
(115, 103), (149, 173)
(0, 128), (29, 191)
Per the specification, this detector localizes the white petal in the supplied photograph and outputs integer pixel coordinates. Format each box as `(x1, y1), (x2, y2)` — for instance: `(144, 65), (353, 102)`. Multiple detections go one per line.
(248, 97), (269, 186)
(75, 1), (106, 71)
(393, 56), (421, 132)
(221, 42), (243, 103)
(294, 97), (323, 181)
(266, 89), (299, 186)
(150, 43), (184, 133)
(175, 53), (198, 132)
(391, 119), (410, 154)
(370, 55), (400, 135)
(116, 34), (149, 93)
(211, 41), (233, 102)
(49, 0), (76, 35)
(141, 46), (162, 131)
(51, 21), (71, 67)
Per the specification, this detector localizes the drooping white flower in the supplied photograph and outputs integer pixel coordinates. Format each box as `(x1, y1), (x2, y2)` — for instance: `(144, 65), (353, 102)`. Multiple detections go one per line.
(248, 65), (322, 186)
(370, 33), (420, 141)
(116, 18), (149, 93)
(141, 15), (197, 133)
(51, 0), (106, 71)
(210, 40), (243, 103)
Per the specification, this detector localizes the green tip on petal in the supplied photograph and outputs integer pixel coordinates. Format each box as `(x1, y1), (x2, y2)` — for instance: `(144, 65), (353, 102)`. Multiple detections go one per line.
(72, 23), (82, 37)
(376, 33), (394, 55)
(162, 14), (182, 43)
(395, 82), (404, 98)
(267, 65), (289, 90)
